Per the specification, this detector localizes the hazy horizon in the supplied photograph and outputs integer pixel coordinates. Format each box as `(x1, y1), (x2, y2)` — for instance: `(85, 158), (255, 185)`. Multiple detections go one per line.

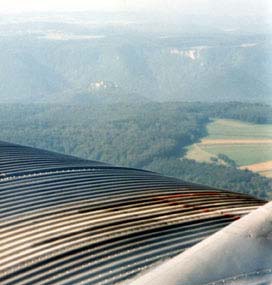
(0, 0), (271, 18)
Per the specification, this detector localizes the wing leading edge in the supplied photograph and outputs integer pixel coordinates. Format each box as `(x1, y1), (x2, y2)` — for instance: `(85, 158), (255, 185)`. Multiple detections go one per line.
(129, 201), (272, 285)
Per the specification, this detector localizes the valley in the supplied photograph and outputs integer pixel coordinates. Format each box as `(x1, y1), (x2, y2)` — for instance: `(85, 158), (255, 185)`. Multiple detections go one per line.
(0, 102), (271, 199)
(0, 19), (271, 103)
(0, 14), (271, 199)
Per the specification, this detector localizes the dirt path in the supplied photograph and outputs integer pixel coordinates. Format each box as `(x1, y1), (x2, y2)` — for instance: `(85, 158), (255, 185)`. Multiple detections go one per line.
(201, 139), (272, 145)
(240, 161), (272, 172)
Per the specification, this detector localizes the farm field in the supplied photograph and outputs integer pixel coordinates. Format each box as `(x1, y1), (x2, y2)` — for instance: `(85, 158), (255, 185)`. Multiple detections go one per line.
(204, 119), (272, 140)
(185, 119), (272, 177)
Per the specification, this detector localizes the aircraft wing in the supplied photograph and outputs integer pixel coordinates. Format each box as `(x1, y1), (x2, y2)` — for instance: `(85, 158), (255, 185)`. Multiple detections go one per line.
(0, 141), (268, 285)
(129, 201), (272, 285)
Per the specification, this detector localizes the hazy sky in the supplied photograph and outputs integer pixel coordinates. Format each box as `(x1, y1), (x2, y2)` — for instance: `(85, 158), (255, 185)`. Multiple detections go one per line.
(0, 0), (271, 17)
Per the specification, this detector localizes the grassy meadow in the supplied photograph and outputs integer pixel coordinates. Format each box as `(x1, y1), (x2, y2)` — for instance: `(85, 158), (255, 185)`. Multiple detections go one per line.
(185, 119), (272, 177)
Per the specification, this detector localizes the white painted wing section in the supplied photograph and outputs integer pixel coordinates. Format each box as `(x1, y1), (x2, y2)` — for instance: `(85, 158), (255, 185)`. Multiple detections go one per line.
(129, 201), (272, 285)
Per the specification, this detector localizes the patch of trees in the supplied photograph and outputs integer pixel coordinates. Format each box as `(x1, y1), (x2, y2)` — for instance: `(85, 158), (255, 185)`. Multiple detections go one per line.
(146, 158), (270, 199)
(217, 154), (237, 167)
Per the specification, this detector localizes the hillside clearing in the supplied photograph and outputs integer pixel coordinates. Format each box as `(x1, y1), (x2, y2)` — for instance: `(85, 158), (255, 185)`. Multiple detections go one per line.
(185, 119), (272, 178)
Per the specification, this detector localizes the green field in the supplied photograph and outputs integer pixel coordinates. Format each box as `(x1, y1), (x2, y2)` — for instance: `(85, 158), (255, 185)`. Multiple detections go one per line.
(206, 119), (272, 140)
(185, 119), (272, 174)
(200, 144), (272, 166)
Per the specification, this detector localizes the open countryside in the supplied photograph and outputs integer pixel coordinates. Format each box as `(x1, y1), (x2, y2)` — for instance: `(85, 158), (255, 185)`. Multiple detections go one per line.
(185, 119), (272, 177)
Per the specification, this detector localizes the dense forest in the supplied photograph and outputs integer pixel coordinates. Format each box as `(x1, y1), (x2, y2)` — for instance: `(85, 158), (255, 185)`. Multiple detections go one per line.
(148, 158), (269, 198)
(1, 102), (271, 199)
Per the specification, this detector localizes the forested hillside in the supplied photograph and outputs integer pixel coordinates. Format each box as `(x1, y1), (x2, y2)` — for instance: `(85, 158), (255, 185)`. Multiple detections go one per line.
(0, 21), (271, 103)
(1, 102), (271, 198)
